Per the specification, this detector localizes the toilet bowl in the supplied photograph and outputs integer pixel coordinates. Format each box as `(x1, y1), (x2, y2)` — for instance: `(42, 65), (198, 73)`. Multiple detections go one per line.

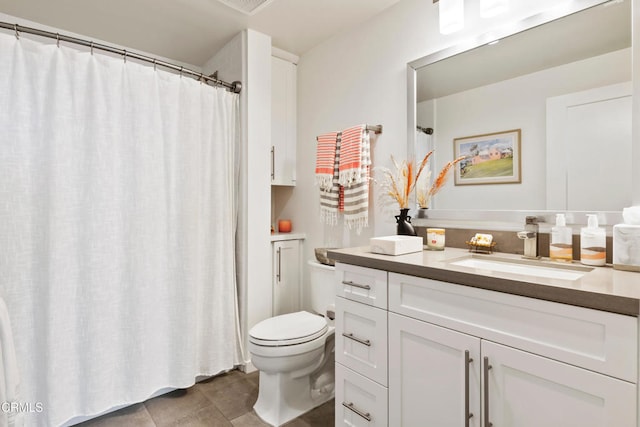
(249, 260), (336, 427)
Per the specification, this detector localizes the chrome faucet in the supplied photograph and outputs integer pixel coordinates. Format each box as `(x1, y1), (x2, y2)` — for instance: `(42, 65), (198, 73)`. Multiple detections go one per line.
(517, 216), (540, 259)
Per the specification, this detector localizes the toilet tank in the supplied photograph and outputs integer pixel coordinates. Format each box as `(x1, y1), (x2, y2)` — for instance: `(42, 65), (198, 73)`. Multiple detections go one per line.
(308, 260), (336, 317)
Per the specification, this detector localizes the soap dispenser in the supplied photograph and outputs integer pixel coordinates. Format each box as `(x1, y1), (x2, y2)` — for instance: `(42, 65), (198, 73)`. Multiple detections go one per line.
(550, 213), (572, 262)
(580, 214), (606, 266)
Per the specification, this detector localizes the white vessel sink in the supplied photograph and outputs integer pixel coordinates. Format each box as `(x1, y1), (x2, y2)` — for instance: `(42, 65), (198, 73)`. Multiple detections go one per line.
(447, 255), (593, 281)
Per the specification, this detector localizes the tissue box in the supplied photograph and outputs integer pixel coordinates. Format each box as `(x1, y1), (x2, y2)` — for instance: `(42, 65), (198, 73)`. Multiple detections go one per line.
(613, 224), (640, 272)
(370, 235), (424, 256)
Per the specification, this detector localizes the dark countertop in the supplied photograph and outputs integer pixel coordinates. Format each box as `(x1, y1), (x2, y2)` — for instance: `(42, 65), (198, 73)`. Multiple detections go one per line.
(328, 246), (640, 316)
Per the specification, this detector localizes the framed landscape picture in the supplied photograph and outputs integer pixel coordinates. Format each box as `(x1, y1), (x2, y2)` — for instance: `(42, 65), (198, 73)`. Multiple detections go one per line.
(454, 129), (521, 185)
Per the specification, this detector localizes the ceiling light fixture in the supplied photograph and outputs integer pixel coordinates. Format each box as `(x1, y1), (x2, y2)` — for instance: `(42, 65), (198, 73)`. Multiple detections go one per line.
(480, 0), (509, 18)
(438, 0), (464, 35)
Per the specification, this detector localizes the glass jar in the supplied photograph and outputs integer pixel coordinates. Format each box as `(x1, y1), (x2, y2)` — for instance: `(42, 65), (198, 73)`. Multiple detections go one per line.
(426, 228), (445, 250)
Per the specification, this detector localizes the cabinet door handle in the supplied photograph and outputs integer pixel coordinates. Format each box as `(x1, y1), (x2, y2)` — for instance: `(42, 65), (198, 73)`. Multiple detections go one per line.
(342, 332), (371, 347)
(484, 356), (493, 427)
(276, 247), (281, 282)
(270, 146), (275, 180)
(465, 350), (474, 426)
(341, 280), (371, 290)
(342, 401), (371, 422)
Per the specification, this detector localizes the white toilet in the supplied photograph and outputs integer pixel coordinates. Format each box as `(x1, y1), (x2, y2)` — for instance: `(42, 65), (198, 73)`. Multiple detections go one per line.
(249, 260), (336, 427)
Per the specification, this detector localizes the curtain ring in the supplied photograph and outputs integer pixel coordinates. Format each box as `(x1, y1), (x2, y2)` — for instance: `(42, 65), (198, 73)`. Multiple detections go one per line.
(153, 59), (157, 71)
(56, 33), (60, 48)
(123, 50), (127, 63)
(179, 66), (183, 77)
(199, 73), (204, 84)
(90, 41), (94, 55)
(14, 24), (19, 40)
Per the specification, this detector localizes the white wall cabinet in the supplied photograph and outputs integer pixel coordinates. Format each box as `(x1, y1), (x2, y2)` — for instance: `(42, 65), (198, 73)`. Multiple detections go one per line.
(271, 56), (296, 186)
(271, 239), (301, 316)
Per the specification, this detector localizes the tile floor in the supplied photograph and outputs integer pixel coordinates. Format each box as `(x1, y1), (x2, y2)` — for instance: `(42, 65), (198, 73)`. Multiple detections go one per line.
(76, 370), (334, 427)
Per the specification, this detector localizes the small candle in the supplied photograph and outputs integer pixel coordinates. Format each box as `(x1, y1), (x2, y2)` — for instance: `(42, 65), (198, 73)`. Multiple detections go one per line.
(427, 228), (445, 250)
(278, 219), (292, 233)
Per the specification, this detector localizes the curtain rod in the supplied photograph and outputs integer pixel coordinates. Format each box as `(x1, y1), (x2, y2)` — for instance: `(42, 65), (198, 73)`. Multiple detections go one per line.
(0, 22), (242, 93)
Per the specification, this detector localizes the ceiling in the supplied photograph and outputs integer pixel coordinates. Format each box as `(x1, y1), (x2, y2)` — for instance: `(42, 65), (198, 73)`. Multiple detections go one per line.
(0, 0), (400, 66)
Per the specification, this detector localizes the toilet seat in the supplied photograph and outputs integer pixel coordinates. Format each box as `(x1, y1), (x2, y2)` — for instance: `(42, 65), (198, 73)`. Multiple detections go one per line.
(249, 311), (328, 347)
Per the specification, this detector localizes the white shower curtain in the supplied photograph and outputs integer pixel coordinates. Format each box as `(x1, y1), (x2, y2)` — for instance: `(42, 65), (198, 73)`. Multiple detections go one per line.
(0, 32), (241, 426)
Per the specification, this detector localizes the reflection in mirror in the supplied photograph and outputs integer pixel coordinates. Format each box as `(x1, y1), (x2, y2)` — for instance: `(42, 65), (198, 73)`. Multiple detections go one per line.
(409, 0), (631, 212)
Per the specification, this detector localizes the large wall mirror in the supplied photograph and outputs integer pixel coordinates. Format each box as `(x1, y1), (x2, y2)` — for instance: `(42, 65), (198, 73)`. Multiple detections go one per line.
(408, 0), (632, 214)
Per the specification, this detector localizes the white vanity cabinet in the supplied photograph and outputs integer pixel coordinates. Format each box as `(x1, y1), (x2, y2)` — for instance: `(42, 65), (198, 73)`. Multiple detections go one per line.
(388, 312), (481, 426)
(270, 55), (296, 186)
(335, 263), (389, 427)
(388, 272), (637, 427)
(482, 340), (635, 427)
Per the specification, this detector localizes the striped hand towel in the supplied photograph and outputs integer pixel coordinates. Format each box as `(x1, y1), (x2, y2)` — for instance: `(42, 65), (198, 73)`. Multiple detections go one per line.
(343, 129), (371, 233)
(315, 132), (338, 191)
(319, 133), (342, 225)
(338, 124), (367, 186)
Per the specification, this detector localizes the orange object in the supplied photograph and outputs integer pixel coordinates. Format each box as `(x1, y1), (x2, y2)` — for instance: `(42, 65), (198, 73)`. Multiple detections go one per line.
(278, 220), (292, 233)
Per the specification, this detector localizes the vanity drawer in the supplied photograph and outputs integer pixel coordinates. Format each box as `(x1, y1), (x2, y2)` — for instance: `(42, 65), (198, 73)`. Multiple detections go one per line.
(388, 272), (638, 382)
(335, 263), (387, 309)
(335, 296), (388, 386)
(335, 363), (388, 427)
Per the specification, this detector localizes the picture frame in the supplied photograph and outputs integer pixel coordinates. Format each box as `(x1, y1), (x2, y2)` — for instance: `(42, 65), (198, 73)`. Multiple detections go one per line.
(454, 129), (521, 185)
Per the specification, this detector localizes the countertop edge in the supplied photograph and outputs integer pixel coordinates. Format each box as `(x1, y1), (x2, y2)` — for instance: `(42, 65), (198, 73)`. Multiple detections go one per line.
(328, 249), (640, 317)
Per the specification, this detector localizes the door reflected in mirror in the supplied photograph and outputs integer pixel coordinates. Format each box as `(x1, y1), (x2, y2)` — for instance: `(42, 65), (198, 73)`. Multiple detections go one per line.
(409, 0), (632, 212)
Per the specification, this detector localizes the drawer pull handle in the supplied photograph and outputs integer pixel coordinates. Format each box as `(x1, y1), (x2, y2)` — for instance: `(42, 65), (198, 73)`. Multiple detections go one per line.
(484, 356), (493, 427)
(342, 280), (371, 290)
(342, 332), (371, 347)
(342, 401), (371, 422)
(464, 350), (473, 426)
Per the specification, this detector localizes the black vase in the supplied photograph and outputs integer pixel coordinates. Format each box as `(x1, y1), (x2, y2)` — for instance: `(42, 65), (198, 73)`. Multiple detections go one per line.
(395, 208), (417, 236)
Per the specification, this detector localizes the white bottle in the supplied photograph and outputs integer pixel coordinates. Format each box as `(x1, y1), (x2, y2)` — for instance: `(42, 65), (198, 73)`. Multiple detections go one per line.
(580, 214), (606, 266)
(550, 214), (572, 262)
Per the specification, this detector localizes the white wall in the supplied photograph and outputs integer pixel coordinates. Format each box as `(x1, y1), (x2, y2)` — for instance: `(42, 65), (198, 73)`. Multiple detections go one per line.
(202, 32), (243, 83)
(284, 0), (612, 307)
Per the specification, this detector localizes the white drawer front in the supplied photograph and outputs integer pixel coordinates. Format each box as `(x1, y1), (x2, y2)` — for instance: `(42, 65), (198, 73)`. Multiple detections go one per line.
(335, 363), (388, 427)
(336, 296), (388, 386)
(336, 263), (387, 309)
(388, 272), (638, 382)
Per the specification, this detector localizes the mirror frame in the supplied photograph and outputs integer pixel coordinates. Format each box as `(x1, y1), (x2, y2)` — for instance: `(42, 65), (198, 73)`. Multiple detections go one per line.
(406, 0), (624, 224)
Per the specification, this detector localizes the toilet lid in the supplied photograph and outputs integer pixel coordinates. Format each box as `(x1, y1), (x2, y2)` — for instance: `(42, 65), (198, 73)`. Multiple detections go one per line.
(249, 311), (328, 347)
